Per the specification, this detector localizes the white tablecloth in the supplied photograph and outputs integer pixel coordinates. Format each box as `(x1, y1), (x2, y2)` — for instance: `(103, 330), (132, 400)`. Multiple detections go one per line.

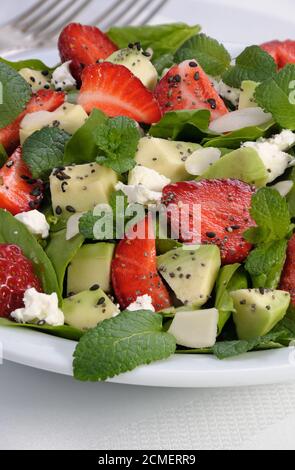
(1, 0), (295, 450)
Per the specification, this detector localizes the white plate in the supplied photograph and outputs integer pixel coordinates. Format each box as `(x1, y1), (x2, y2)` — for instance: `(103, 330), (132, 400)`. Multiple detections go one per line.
(1, 43), (295, 388)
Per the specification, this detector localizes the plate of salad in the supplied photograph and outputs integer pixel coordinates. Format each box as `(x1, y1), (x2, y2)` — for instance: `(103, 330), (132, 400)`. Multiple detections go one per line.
(1, 22), (295, 387)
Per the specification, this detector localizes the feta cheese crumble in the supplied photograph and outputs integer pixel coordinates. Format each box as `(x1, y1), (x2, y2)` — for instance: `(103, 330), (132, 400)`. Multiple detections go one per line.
(10, 288), (64, 326)
(242, 130), (295, 183)
(15, 210), (50, 239)
(127, 295), (155, 312)
(116, 166), (170, 205)
(51, 61), (76, 91)
(210, 76), (240, 107)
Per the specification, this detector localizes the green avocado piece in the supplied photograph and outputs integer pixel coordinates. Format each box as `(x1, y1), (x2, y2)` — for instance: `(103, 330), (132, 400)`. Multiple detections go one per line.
(199, 147), (268, 187)
(238, 80), (259, 109)
(67, 242), (115, 295)
(135, 136), (199, 182)
(157, 245), (221, 307)
(50, 162), (118, 214)
(63, 287), (119, 331)
(107, 47), (158, 90)
(231, 288), (290, 340)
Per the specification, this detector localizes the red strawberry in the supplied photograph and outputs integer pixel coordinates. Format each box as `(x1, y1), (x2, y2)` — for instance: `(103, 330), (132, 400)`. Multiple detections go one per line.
(58, 22), (118, 82)
(78, 62), (162, 123)
(279, 234), (295, 306)
(161, 179), (255, 265)
(0, 244), (42, 317)
(260, 39), (295, 69)
(0, 147), (43, 215)
(0, 89), (65, 154)
(154, 59), (228, 120)
(112, 217), (172, 311)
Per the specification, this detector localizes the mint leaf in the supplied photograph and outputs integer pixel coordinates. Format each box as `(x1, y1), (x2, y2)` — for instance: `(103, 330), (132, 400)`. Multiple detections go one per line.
(245, 239), (287, 288)
(244, 187), (291, 243)
(95, 116), (140, 174)
(0, 57), (52, 72)
(0, 209), (61, 299)
(0, 62), (31, 127)
(175, 33), (231, 76)
(0, 143), (7, 166)
(222, 46), (276, 88)
(202, 120), (274, 149)
(153, 53), (175, 75)
(150, 109), (210, 140)
(73, 310), (176, 381)
(22, 127), (70, 179)
(107, 23), (201, 61)
(255, 64), (295, 129)
(78, 211), (103, 239)
(64, 109), (107, 165)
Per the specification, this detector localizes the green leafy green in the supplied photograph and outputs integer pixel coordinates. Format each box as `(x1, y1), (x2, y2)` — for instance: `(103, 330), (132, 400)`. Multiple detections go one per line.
(175, 33), (231, 76)
(78, 211), (101, 239)
(244, 187), (291, 244)
(45, 229), (84, 293)
(95, 116), (140, 174)
(0, 57), (52, 72)
(255, 64), (295, 129)
(64, 109), (107, 165)
(0, 62), (32, 127)
(215, 264), (247, 334)
(0, 210), (60, 299)
(286, 167), (295, 217)
(202, 120), (275, 149)
(73, 310), (176, 381)
(107, 23), (201, 61)
(222, 45), (276, 88)
(149, 109), (210, 140)
(22, 127), (71, 179)
(153, 53), (175, 75)
(245, 239), (287, 288)
(0, 317), (82, 341)
(0, 143), (7, 166)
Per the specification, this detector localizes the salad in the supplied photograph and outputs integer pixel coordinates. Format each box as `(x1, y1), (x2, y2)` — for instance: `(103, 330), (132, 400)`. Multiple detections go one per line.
(1, 22), (295, 382)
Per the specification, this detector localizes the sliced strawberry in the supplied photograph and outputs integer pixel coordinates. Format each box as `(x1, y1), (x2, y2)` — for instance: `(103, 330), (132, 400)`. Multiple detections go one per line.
(0, 244), (42, 318)
(260, 39), (295, 69)
(78, 62), (162, 123)
(0, 147), (43, 215)
(279, 234), (295, 306)
(154, 59), (228, 120)
(0, 89), (65, 154)
(161, 179), (255, 265)
(112, 217), (172, 311)
(58, 22), (118, 82)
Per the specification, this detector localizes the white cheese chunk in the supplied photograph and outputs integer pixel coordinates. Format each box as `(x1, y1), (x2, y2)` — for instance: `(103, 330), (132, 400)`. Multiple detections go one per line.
(15, 210), (50, 239)
(127, 294), (155, 312)
(11, 288), (64, 326)
(51, 61), (76, 90)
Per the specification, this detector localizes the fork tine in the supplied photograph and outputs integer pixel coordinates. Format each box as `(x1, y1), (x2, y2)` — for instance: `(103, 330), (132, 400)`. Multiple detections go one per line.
(42, 0), (94, 38)
(27, 0), (82, 36)
(137, 0), (168, 25)
(9, 0), (51, 27)
(92, 0), (131, 27)
(100, 0), (142, 30)
(120, 0), (163, 26)
(20, 0), (61, 33)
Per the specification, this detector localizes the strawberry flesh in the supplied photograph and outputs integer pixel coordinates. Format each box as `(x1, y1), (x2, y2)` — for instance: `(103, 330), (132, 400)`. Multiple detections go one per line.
(280, 234), (295, 306)
(0, 89), (65, 154)
(58, 22), (118, 82)
(112, 217), (172, 311)
(260, 39), (295, 69)
(78, 62), (162, 124)
(161, 179), (256, 265)
(154, 59), (228, 120)
(0, 147), (43, 215)
(0, 244), (42, 318)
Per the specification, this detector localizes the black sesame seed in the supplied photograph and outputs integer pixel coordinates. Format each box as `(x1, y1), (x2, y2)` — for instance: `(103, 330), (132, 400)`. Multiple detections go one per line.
(55, 206), (62, 215)
(61, 181), (68, 193)
(97, 296), (106, 305)
(194, 72), (200, 80)
(189, 61), (198, 67)
(30, 76), (36, 82)
(206, 231), (216, 238)
(239, 299), (246, 305)
(66, 205), (76, 213)
(30, 187), (42, 197)
(41, 70), (49, 76)
(169, 272), (175, 278)
(207, 98), (217, 109)
(90, 284), (100, 291)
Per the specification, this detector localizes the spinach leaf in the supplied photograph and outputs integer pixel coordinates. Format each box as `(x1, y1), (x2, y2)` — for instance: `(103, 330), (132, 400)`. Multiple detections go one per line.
(0, 143), (7, 166)
(0, 317), (82, 341)
(0, 57), (52, 72)
(149, 109), (210, 140)
(0, 210), (60, 299)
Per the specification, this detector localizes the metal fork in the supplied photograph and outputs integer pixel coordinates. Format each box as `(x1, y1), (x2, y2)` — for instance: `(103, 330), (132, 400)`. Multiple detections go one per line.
(0, 0), (169, 56)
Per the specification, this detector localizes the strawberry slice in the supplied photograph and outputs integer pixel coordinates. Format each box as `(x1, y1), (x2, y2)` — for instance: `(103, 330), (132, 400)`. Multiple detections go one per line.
(154, 59), (228, 120)
(161, 179), (255, 265)
(78, 62), (162, 124)
(260, 39), (295, 69)
(112, 217), (172, 311)
(58, 22), (118, 82)
(0, 147), (43, 215)
(0, 89), (65, 154)
(280, 234), (295, 306)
